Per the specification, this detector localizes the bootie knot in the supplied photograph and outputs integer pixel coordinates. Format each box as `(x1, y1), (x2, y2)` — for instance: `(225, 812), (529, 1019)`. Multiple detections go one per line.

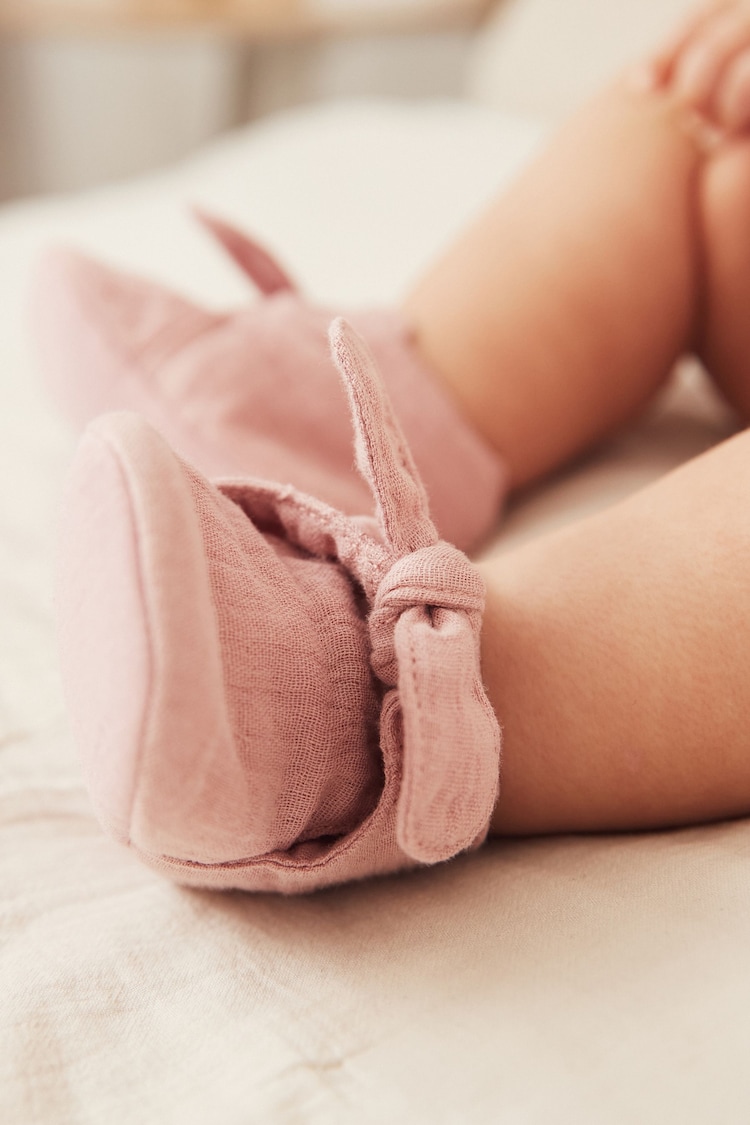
(369, 541), (485, 689)
(329, 318), (501, 867)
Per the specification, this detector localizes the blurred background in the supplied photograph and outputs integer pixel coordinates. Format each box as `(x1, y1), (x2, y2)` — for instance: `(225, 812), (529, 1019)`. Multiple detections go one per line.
(0, 0), (695, 202)
(0, 0), (494, 200)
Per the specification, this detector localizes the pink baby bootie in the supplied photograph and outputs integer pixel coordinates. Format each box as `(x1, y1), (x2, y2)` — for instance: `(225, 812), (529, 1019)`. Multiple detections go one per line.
(34, 211), (505, 554)
(58, 319), (502, 893)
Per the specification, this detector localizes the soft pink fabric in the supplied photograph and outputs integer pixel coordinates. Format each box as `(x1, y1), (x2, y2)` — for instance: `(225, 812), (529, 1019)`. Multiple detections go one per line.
(58, 319), (501, 893)
(33, 214), (505, 553)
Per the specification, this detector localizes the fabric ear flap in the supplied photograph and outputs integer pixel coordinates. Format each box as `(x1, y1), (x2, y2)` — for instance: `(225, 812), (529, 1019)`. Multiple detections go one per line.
(192, 207), (298, 296)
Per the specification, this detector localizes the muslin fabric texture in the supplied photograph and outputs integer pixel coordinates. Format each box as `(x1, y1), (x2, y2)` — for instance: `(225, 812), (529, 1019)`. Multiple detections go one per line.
(57, 318), (501, 893)
(32, 211), (505, 555)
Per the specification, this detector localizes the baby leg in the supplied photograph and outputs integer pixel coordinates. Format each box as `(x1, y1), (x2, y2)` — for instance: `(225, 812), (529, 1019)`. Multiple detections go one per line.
(481, 425), (750, 836)
(698, 140), (750, 416)
(404, 73), (703, 490)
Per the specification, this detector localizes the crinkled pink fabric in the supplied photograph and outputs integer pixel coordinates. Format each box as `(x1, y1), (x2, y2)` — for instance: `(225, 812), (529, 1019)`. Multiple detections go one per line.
(58, 319), (502, 893)
(33, 213), (505, 553)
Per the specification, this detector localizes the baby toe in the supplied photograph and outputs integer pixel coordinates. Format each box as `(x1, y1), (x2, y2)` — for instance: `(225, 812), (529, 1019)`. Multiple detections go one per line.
(647, 1), (731, 88)
(673, 6), (750, 114)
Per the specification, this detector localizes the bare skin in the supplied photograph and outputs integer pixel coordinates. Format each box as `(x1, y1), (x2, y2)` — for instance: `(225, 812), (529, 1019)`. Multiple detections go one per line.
(480, 433), (750, 835)
(402, 1), (750, 836)
(404, 82), (702, 491)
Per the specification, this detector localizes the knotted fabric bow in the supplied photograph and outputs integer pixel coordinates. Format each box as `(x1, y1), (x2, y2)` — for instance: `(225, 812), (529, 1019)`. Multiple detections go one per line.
(329, 319), (501, 865)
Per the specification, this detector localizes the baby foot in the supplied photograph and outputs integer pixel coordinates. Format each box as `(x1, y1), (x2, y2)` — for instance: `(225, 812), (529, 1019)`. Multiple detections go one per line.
(58, 320), (501, 892)
(644, 1), (750, 135)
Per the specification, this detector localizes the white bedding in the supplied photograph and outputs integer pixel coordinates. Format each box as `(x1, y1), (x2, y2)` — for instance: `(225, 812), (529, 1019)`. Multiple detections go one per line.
(3, 98), (750, 1124)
